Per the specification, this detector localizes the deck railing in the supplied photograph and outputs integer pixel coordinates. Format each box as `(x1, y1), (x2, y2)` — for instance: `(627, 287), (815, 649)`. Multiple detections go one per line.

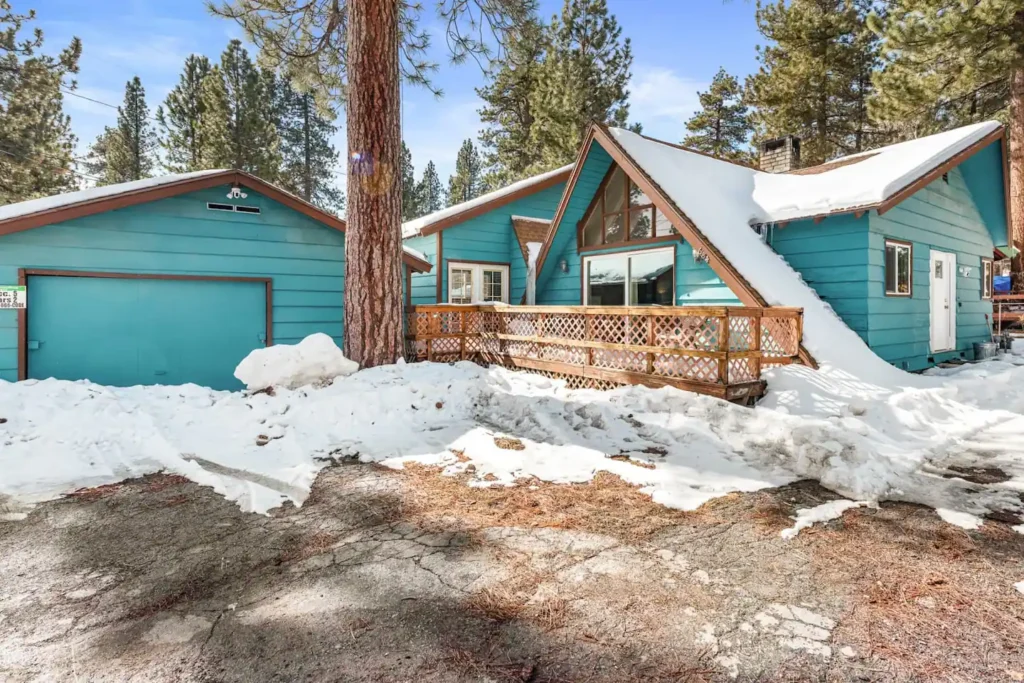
(405, 304), (803, 402)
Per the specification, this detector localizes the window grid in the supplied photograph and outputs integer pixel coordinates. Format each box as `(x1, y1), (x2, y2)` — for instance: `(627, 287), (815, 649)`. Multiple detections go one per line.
(578, 165), (668, 248)
(450, 268), (473, 304)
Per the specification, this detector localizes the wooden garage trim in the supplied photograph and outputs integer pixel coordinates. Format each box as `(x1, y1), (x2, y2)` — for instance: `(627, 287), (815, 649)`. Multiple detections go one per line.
(17, 268), (274, 381)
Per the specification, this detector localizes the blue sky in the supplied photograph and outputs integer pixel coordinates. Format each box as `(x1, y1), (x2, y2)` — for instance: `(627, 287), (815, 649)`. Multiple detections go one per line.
(32, 0), (763, 190)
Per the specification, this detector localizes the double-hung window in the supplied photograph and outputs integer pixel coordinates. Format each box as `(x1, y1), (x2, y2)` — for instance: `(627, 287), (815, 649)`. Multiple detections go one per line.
(447, 262), (509, 304)
(583, 247), (675, 306)
(884, 239), (912, 297)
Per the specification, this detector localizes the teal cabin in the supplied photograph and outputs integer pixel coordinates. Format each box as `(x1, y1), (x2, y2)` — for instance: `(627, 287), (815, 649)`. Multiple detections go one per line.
(0, 170), (431, 390)
(402, 165), (571, 306)
(410, 121), (1011, 373)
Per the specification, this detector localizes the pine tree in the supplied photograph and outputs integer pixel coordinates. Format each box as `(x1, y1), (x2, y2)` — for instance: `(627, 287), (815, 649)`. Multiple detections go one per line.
(869, 1), (1024, 272)
(682, 68), (752, 162)
(157, 55), (211, 173)
(446, 139), (484, 205)
(210, 0), (534, 367)
(278, 78), (345, 214)
(477, 17), (547, 187)
(745, 0), (881, 166)
(400, 141), (418, 220)
(85, 76), (156, 185)
(198, 40), (280, 179)
(0, 4), (81, 204)
(416, 161), (444, 215)
(527, 0), (633, 172)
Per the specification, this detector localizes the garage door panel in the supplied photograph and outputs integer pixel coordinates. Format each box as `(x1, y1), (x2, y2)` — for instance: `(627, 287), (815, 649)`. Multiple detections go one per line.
(27, 275), (266, 390)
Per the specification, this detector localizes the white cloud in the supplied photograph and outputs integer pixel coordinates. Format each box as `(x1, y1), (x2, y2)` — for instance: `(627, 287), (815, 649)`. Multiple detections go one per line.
(628, 66), (706, 140)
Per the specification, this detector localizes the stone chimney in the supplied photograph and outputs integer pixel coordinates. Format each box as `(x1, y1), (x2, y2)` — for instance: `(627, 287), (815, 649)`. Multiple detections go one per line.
(760, 135), (801, 173)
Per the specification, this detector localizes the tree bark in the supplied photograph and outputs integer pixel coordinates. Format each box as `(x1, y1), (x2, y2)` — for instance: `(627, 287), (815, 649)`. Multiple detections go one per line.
(1011, 65), (1024, 285)
(344, 0), (403, 366)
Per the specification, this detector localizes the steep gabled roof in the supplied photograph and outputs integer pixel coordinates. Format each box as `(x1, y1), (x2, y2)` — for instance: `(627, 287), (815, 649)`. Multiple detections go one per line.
(537, 121), (1010, 374)
(0, 170), (433, 273)
(402, 164), (572, 239)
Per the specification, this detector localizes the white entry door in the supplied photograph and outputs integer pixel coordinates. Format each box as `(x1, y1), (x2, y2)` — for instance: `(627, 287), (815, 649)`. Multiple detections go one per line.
(929, 250), (957, 352)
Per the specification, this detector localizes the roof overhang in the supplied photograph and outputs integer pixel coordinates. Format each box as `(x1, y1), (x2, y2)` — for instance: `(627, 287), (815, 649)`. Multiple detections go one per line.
(403, 166), (572, 239)
(0, 169), (432, 273)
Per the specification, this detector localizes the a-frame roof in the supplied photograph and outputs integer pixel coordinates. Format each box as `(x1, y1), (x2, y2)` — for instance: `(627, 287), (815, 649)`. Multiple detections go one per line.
(535, 120), (1007, 371)
(0, 169), (433, 273)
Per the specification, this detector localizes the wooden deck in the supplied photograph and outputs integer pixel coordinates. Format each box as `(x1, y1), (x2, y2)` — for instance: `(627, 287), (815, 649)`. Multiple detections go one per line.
(405, 304), (804, 403)
(993, 295), (1024, 333)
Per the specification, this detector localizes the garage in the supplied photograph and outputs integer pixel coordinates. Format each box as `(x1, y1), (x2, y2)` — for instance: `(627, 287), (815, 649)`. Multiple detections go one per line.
(0, 170), (432, 388)
(25, 273), (269, 390)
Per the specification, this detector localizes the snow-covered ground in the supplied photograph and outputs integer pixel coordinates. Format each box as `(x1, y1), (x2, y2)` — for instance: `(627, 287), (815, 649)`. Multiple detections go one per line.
(2, 339), (1024, 534)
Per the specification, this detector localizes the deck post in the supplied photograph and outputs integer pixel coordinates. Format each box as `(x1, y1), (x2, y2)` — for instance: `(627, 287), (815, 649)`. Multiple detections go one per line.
(718, 312), (730, 384)
(459, 309), (466, 360)
(646, 313), (655, 375)
(751, 313), (762, 378)
(585, 312), (593, 367)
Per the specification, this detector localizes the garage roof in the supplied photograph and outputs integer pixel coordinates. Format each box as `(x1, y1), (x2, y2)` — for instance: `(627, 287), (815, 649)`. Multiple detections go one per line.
(0, 169), (432, 273)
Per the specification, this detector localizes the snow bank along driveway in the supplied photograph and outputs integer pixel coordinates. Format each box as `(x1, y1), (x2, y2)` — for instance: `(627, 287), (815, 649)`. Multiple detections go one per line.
(3, 342), (1024, 532)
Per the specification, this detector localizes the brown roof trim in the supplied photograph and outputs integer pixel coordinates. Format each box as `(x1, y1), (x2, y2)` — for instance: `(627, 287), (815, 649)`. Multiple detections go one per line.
(0, 169), (432, 274)
(876, 126), (1006, 216)
(536, 123), (817, 369)
(511, 216), (551, 265)
(410, 167), (572, 238)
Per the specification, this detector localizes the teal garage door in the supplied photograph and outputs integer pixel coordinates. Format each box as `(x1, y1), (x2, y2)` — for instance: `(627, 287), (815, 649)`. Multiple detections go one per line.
(26, 275), (268, 390)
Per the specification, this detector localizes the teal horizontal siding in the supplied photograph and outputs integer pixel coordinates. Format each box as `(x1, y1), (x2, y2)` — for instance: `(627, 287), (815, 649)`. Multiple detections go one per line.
(404, 234), (438, 305)
(538, 146), (613, 301)
(0, 185), (347, 381)
(675, 241), (740, 305)
(439, 182), (564, 303)
(866, 165), (994, 371)
(772, 213), (871, 343)
(960, 141), (1009, 247)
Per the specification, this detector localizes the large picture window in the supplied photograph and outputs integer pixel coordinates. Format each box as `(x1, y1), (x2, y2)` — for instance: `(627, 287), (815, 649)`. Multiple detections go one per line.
(447, 262), (509, 304)
(583, 248), (675, 306)
(579, 166), (675, 249)
(884, 239), (912, 297)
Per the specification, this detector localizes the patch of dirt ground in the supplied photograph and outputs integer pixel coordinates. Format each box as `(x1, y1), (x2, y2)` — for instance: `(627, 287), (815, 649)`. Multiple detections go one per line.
(1, 464), (1023, 683)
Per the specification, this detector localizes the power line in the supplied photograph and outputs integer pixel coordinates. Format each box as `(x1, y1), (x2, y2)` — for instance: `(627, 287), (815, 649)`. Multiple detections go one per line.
(0, 146), (104, 183)
(61, 86), (347, 179)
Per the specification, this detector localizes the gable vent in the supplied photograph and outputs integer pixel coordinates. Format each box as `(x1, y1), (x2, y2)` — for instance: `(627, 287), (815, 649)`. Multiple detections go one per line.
(207, 202), (261, 215)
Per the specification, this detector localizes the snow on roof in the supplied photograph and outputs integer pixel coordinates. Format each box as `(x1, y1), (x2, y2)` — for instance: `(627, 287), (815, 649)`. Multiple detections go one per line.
(751, 121), (1002, 222)
(0, 169), (229, 223)
(510, 215), (551, 224)
(607, 124), (1001, 383)
(402, 244), (429, 263)
(402, 164), (572, 238)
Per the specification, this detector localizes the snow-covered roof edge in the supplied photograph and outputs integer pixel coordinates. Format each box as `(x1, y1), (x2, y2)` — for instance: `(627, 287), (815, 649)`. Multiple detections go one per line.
(0, 169), (433, 274)
(402, 165), (572, 239)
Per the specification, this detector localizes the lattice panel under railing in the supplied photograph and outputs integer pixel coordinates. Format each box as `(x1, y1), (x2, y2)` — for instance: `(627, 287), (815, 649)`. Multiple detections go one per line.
(652, 315), (720, 350)
(405, 305), (803, 403)
(761, 315), (800, 363)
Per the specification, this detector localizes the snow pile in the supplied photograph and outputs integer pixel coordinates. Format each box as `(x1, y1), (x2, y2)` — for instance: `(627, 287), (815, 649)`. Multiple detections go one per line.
(781, 500), (870, 540)
(3, 347), (1024, 523)
(233, 333), (358, 390)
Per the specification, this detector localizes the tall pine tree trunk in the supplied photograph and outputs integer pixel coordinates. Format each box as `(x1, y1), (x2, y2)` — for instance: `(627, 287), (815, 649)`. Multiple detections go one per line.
(1011, 64), (1024, 285)
(344, 0), (403, 366)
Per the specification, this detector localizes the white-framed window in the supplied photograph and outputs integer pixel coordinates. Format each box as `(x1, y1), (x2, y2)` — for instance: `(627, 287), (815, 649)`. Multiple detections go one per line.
(884, 239), (912, 297)
(583, 247), (675, 306)
(981, 258), (993, 300)
(447, 262), (509, 304)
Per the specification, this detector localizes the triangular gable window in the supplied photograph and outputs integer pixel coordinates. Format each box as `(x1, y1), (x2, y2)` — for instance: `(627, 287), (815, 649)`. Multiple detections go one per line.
(578, 165), (675, 248)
